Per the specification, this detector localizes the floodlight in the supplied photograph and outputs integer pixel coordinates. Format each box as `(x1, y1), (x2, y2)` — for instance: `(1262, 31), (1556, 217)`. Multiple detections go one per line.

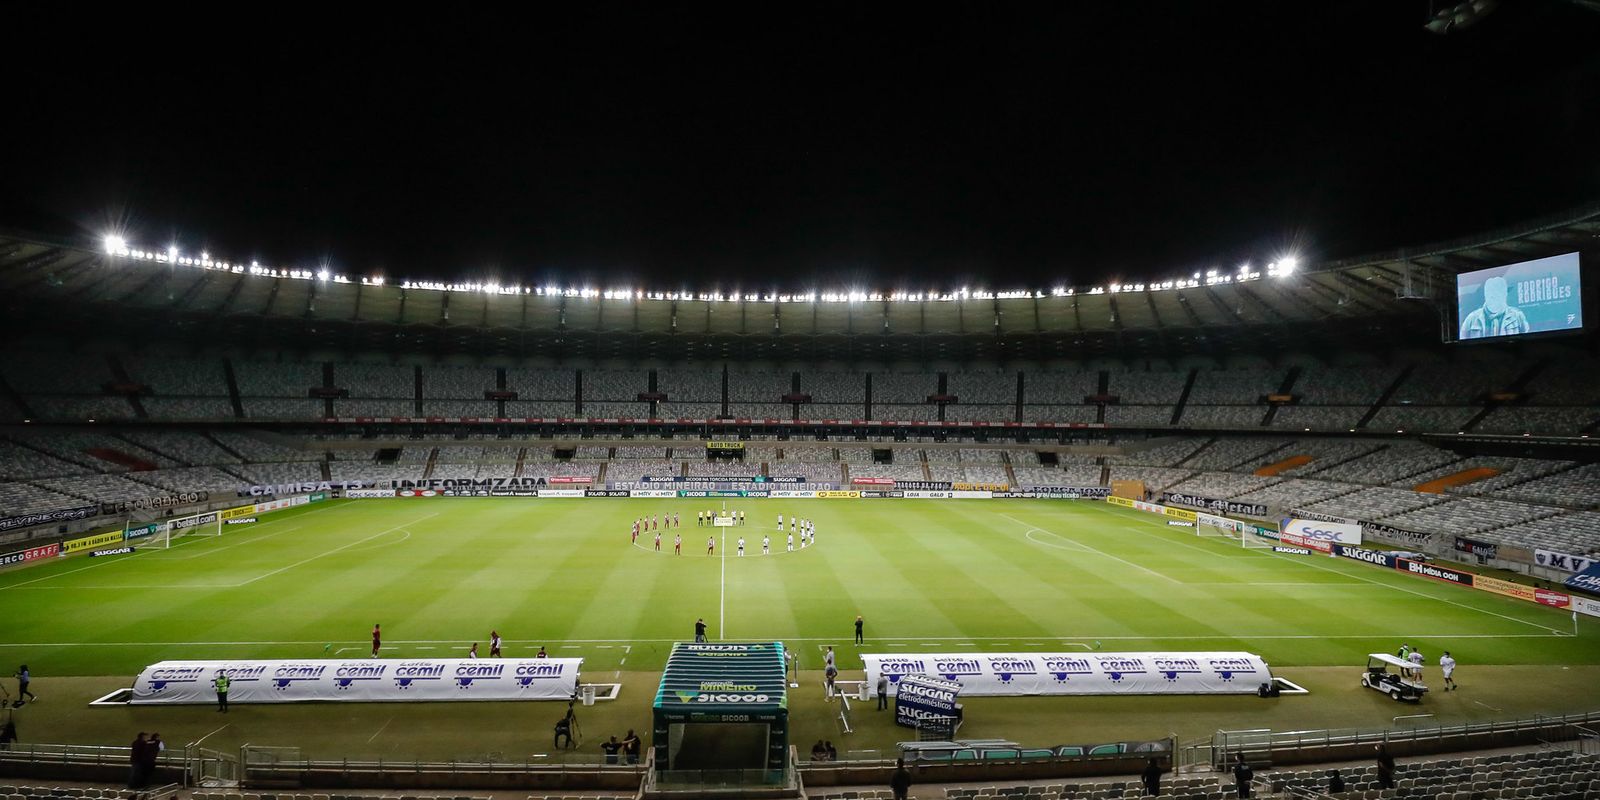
(103, 235), (127, 254)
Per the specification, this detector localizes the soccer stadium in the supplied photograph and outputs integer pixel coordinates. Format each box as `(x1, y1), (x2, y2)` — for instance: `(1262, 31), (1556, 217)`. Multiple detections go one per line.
(3, 4), (1600, 799)
(0, 204), (1597, 797)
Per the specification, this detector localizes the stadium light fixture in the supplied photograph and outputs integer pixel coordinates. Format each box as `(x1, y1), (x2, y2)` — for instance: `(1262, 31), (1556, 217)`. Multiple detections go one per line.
(103, 235), (127, 254)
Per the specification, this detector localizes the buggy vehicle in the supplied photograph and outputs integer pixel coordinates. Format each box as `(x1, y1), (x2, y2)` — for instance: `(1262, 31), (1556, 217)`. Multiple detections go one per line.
(1361, 653), (1427, 702)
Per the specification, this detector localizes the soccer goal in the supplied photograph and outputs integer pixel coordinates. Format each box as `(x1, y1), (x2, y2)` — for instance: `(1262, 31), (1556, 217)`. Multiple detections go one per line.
(144, 510), (223, 548)
(1196, 521), (1275, 549)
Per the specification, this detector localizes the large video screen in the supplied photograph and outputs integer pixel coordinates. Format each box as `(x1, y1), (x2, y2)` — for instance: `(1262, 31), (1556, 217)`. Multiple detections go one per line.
(1456, 252), (1583, 341)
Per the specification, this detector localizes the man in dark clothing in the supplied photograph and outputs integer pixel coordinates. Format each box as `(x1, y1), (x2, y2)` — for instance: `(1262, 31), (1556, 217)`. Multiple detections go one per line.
(554, 710), (574, 749)
(694, 618), (708, 643)
(143, 733), (162, 785)
(0, 716), (16, 750)
(1142, 757), (1163, 796)
(127, 733), (148, 789)
(621, 729), (641, 764)
(1328, 770), (1345, 793)
(854, 615), (864, 644)
(1232, 754), (1253, 798)
(877, 675), (889, 710)
(600, 736), (622, 765)
(890, 757), (913, 800)
(1375, 744), (1395, 789)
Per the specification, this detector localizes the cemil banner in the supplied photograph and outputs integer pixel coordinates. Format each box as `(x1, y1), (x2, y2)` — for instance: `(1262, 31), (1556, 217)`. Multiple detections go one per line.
(862, 652), (1270, 696)
(130, 658), (582, 704)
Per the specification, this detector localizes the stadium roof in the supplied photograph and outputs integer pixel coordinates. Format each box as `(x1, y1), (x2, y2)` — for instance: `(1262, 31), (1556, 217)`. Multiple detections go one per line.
(1, 205), (1594, 361)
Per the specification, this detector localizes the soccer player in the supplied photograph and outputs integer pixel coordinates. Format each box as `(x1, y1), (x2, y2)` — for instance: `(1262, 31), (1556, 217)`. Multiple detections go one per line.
(631, 520), (639, 544)
(490, 630), (503, 657)
(786, 532), (794, 552)
(536, 645), (548, 658)
(707, 536), (715, 555)
(790, 516), (796, 532)
(655, 531), (662, 551)
(1407, 648), (1424, 680)
(777, 513), (784, 530)
(673, 512), (680, 528)
(1439, 651), (1457, 690)
(371, 623), (381, 658)
(737, 536), (745, 556)
(697, 511), (704, 527)
(762, 535), (770, 555)
(468, 642), (479, 659)
(674, 533), (682, 554)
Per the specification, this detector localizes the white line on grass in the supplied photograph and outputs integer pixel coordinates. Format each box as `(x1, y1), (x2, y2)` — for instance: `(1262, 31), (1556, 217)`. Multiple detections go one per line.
(165, 526), (303, 560)
(1109, 519), (1559, 633)
(231, 513), (440, 587)
(368, 717), (393, 743)
(1003, 513), (1181, 584)
(0, 632), (1568, 649)
(192, 724), (230, 747)
(719, 526), (727, 639)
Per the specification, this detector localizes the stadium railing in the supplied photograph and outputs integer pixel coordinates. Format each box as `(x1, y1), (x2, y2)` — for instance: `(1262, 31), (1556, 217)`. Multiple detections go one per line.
(1201, 709), (1600, 770)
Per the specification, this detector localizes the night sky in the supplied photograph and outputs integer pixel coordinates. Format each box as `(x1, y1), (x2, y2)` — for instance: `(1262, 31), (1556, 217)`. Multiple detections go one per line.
(3, 2), (1597, 291)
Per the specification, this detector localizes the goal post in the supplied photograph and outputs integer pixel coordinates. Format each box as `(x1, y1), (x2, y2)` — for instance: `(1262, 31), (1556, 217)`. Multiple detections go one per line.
(146, 510), (223, 549)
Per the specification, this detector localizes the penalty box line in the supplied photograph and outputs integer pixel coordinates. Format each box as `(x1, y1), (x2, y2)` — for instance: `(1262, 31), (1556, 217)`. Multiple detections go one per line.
(1001, 512), (1182, 584)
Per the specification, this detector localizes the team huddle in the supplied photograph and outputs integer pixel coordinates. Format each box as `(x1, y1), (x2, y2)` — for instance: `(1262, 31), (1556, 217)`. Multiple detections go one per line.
(629, 510), (819, 556)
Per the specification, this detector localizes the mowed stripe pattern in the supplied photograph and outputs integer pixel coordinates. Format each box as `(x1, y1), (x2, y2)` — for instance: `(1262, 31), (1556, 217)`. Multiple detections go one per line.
(0, 498), (1593, 677)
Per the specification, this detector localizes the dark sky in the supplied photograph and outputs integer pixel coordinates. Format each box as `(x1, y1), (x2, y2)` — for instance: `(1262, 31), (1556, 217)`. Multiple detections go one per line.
(3, 2), (1597, 292)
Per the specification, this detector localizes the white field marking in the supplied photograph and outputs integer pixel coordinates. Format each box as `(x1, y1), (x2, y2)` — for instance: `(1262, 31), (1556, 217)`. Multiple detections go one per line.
(1112, 521), (1560, 632)
(719, 526), (727, 639)
(1002, 513), (1181, 584)
(596, 645), (614, 649)
(166, 526), (304, 560)
(17, 585), (240, 590)
(153, 501), (345, 556)
(0, 549), (145, 591)
(1024, 529), (1096, 553)
(415, 646), (435, 650)
(0, 632), (1570, 650)
(1182, 582), (1368, 587)
(192, 723), (230, 747)
(231, 512), (440, 587)
(335, 647), (359, 654)
(367, 717), (393, 744)
(341, 529), (411, 553)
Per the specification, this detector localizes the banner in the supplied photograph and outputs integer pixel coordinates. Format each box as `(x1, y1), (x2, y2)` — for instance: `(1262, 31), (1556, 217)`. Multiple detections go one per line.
(0, 543), (60, 568)
(101, 492), (209, 515)
(860, 490), (906, 499)
(537, 489), (585, 498)
(816, 491), (860, 499)
(894, 674), (962, 729)
(1025, 486), (1111, 498)
(904, 490), (952, 499)
(245, 481), (369, 497)
(345, 489), (396, 499)
(1574, 596), (1600, 618)
(953, 482), (1007, 492)
(1282, 519), (1362, 547)
(395, 477), (565, 492)
(1162, 507), (1197, 522)
(90, 546), (136, 557)
(130, 658), (583, 705)
(1161, 492), (1267, 518)
(1565, 563), (1600, 595)
(1334, 544), (1397, 568)
(769, 490), (817, 498)
(547, 476), (592, 484)
(62, 530), (127, 554)
(951, 490), (993, 499)
(1454, 536), (1498, 560)
(1289, 509), (1358, 525)
(1398, 557), (1473, 587)
(1107, 495), (1135, 508)
(1475, 575), (1570, 608)
(173, 512), (219, 530)
(585, 489), (630, 498)
(894, 481), (954, 491)
(1361, 522), (1432, 545)
(852, 477), (895, 486)
(0, 504), (99, 533)
(124, 523), (161, 540)
(862, 652), (1271, 696)
(630, 489), (678, 498)
(1195, 513), (1244, 533)
(1536, 549), (1596, 575)
(1273, 546), (1312, 555)
(705, 441), (745, 450)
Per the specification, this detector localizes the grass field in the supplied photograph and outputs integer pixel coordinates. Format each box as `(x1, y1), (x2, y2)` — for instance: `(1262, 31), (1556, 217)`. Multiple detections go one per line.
(2, 496), (1597, 759)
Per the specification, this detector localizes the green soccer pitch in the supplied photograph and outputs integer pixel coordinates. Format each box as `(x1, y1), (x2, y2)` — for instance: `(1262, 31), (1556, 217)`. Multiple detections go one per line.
(2, 496), (1597, 758)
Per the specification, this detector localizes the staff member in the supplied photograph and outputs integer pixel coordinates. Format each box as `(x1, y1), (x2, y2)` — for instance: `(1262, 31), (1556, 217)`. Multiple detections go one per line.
(14, 665), (36, 703)
(213, 673), (230, 713)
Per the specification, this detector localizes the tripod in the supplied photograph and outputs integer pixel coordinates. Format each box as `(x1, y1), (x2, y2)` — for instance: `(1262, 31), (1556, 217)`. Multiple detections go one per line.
(564, 690), (583, 746)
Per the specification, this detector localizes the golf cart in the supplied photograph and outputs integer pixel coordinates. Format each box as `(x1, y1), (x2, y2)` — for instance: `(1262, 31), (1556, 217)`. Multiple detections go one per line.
(1361, 653), (1427, 702)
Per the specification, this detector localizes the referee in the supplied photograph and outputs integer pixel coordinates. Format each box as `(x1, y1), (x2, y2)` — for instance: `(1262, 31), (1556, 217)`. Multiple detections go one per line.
(213, 673), (230, 713)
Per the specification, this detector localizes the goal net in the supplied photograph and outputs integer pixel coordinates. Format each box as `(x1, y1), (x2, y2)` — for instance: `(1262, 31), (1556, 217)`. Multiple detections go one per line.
(145, 510), (222, 549)
(1196, 519), (1275, 549)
